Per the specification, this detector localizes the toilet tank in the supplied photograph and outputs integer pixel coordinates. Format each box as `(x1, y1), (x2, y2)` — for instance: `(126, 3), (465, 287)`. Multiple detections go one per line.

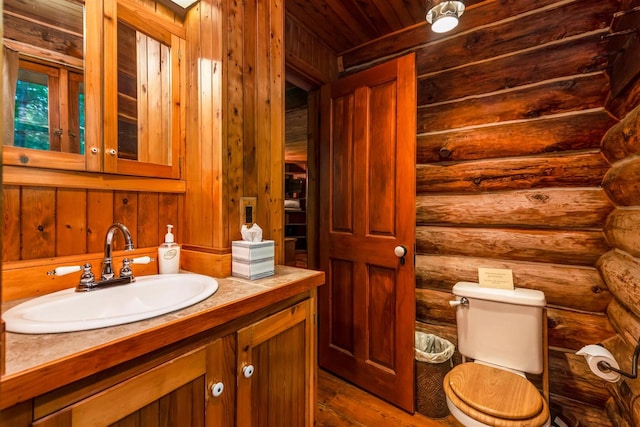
(452, 282), (546, 374)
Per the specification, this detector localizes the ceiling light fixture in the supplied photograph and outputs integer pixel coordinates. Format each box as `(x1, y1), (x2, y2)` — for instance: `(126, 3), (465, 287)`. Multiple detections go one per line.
(426, 1), (465, 33)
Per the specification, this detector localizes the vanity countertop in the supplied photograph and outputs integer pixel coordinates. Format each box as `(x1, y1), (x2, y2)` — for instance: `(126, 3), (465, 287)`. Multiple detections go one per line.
(0, 266), (324, 410)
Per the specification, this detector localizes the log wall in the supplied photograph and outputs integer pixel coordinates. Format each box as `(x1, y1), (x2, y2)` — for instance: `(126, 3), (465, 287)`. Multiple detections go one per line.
(597, 78), (640, 427)
(341, 0), (621, 424)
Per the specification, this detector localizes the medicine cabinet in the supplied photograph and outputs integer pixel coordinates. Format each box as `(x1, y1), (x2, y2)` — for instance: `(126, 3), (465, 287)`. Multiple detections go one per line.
(2, 0), (184, 180)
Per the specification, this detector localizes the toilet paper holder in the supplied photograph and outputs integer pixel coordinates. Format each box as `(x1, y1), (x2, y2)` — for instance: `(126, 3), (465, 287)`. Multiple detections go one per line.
(596, 337), (640, 379)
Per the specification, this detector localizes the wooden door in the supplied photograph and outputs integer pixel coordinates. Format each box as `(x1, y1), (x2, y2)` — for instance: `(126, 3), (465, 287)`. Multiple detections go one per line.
(318, 54), (416, 412)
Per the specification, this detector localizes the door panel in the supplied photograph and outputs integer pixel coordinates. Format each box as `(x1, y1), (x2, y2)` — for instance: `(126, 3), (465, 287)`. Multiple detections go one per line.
(319, 54), (416, 412)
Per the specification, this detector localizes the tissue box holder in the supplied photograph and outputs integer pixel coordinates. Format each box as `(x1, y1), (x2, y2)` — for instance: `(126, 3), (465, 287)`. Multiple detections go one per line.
(232, 240), (275, 280)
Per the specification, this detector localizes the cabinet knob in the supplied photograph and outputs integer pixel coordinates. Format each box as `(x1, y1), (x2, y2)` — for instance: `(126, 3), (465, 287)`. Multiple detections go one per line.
(91, 147), (99, 154)
(108, 149), (117, 156)
(242, 364), (255, 378)
(210, 382), (224, 397)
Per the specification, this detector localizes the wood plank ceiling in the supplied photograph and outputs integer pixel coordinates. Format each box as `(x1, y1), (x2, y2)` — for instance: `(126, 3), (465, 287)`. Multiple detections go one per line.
(286, 0), (484, 55)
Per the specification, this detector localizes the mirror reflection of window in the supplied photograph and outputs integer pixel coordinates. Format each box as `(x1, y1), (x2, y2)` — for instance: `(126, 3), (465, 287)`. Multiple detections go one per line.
(3, 0), (85, 158)
(12, 59), (85, 154)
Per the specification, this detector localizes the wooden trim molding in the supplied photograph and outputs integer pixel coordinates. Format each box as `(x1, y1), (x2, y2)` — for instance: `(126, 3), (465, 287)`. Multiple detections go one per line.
(3, 166), (187, 193)
(180, 249), (232, 278)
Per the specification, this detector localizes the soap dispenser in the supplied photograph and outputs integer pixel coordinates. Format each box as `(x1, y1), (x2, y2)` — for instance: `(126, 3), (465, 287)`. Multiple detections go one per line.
(158, 224), (180, 274)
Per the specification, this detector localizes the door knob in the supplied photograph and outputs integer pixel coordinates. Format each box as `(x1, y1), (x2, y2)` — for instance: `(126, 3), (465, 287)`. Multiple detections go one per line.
(394, 245), (407, 265)
(394, 246), (407, 257)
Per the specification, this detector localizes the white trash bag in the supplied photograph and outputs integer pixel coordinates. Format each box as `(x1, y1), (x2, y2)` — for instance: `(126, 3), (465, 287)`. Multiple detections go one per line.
(415, 332), (454, 365)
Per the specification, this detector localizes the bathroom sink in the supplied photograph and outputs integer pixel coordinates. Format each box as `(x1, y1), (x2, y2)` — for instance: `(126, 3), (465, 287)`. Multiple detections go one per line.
(3, 273), (218, 334)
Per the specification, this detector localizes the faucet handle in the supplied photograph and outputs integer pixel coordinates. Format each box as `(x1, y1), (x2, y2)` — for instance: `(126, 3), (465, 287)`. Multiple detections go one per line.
(130, 256), (154, 265)
(47, 265), (82, 276)
(120, 258), (134, 278)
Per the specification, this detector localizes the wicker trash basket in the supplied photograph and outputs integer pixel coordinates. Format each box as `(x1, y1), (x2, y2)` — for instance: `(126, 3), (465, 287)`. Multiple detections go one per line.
(415, 332), (455, 419)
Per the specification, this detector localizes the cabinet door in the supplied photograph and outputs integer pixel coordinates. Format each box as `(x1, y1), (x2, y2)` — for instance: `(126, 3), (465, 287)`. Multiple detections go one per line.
(236, 299), (316, 427)
(205, 334), (237, 427)
(32, 348), (207, 427)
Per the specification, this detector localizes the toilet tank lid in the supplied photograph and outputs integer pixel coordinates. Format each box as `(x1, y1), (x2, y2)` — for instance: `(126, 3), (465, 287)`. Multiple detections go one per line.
(453, 282), (546, 307)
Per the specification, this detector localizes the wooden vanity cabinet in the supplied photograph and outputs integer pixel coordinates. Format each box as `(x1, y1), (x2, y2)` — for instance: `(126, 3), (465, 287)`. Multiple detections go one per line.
(32, 348), (208, 426)
(1, 297), (316, 427)
(235, 298), (315, 426)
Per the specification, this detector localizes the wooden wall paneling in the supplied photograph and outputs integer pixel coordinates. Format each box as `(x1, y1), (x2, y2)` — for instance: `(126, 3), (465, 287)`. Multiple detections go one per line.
(610, 26), (640, 100)
(604, 208), (640, 257)
(602, 155), (640, 206)
(416, 226), (610, 266)
(549, 393), (613, 427)
(606, 398), (633, 427)
(341, 0), (569, 70)
(113, 191), (139, 249)
(87, 190), (115, 253)
(416, 188), (613, 229)
(416, 153), (610, 193)
(284, 13), (338, 88)
(598, 251), (640, 319)
(417, 73), (610, 133)
(55, 188), (87, 257)
(306, 90), (320, 269)
(415, 288), (615, 350)
(546, 306), (615, 351)
(415, 254), (611, 313)
(137, 193), (159, 248)
(602, 105), (640, 163)
(158, 193), (180, 244)
(3, 186), (21, 262)
(253, 0), (272, 241)
(418, 32), (610, 105)
(607, 299), (640, 350)
(602, 335), (640, 413)
(226, 0), (245, 243)
(256, 0), (273, 244)
(183, 3), (204, 247)
(417, 111), (616, 163)
(415, 288), (455, 325)
(208, 0), (226, 250)
(242, 0), (258, 197)
(547, 349), (611, 408)
(269, 0), (284, 264)
(607, 377), (640, 427)
(607, 68), (640, 120)
(198, 0), (216, 249)
(21, 187), (56, 260)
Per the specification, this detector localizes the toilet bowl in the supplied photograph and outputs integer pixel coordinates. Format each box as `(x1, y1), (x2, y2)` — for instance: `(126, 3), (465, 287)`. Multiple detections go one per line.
(443, 363), (550, 427)
(443, 282), (550, 427)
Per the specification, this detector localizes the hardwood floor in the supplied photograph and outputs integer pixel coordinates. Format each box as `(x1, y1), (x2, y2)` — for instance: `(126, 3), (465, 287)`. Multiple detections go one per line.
(317, 369), (462, 426)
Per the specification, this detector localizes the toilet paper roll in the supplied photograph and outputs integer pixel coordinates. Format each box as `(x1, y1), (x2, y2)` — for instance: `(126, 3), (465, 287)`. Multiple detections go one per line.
(576, 344), (621, 382)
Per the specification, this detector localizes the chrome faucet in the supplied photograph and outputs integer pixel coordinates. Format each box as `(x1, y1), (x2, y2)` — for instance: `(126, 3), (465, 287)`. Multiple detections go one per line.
(101, 223), (135, 281)
(47, 223), (150, 292)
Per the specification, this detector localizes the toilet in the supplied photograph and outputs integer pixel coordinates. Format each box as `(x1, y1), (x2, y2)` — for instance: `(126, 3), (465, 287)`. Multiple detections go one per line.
(443, 282), (550, 427)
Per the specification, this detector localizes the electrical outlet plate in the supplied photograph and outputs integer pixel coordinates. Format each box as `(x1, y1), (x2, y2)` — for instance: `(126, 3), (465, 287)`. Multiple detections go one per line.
(240, 197), (257, 226)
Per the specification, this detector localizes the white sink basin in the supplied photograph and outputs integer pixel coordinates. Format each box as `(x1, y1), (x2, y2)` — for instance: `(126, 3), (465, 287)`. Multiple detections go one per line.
(3, 273), (218, 334)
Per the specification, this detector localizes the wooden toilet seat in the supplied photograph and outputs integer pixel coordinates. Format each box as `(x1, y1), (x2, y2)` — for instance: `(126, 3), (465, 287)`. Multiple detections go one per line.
(443, 363), (549, 427)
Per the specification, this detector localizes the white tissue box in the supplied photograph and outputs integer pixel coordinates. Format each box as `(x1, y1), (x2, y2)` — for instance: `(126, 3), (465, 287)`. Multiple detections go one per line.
(232, 240), (275, 280)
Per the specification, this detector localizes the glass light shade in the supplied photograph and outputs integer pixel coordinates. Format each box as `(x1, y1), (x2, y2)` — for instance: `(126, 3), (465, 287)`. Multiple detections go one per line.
(431, 15), (459, 33)
(426, 1), (465, 33)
